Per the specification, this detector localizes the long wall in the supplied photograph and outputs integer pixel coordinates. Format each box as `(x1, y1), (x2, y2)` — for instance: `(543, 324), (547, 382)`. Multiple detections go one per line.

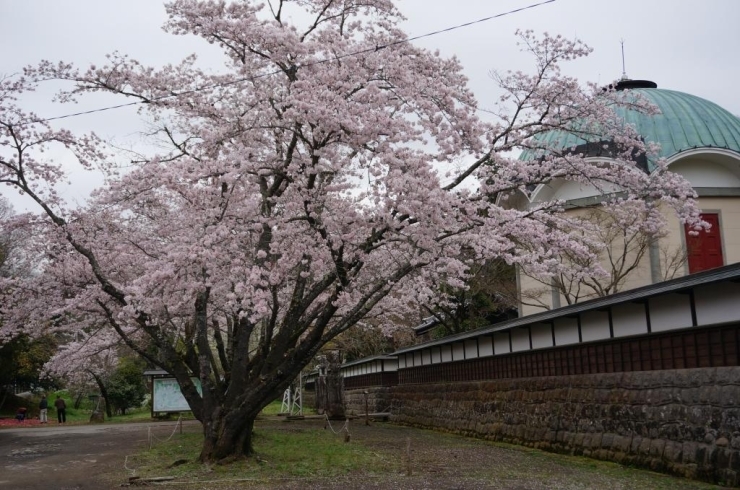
(338, 267), (740, 485)
(377, 367), (740, 486)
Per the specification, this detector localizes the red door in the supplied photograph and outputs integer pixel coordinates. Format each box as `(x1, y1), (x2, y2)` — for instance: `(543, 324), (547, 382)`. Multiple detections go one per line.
(685, 213), (724, 274)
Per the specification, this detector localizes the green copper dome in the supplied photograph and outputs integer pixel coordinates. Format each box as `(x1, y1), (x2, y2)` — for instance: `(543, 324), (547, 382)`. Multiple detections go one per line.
(521, 82), (740, 168)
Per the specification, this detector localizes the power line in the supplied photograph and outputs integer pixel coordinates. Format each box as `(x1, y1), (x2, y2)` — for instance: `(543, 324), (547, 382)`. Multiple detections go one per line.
(24, 0), (556, 126)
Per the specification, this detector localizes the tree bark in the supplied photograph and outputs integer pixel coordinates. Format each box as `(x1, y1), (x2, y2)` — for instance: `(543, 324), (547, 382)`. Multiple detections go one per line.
(73, 392), (83, 409)
(324, 350), (345, 420)
(89, 371), (113, 419)
(199, 409), (257, 462)
(315, 376), (327, 414)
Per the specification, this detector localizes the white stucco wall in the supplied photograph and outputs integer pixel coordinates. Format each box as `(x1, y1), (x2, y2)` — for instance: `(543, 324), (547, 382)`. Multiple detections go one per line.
(695, 283), (740, 326)
(479, 336), (494, 357)
(511, 328), (530, 352)
(648, 293), (694, 332)
(580, 311), (611, 342)
(554, 317), (580, 345)
(612, 302), (648, 337)
(531, 323), (554, 349)
(493, 332), (511, 354)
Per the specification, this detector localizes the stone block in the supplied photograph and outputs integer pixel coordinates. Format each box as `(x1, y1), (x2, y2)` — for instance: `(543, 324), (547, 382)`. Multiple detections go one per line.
(662, 441), (682, 463)
(89, 411), (105, 423)
(696, 444), (717, 466)
(590, 433), (603, 449)
(638, 437), (652, 456)
(574, 432), (585, 448)
(714, 367), (740, 386)
(720, 385), (740, 408)
(698, 386), (713, 404)
(649, 438), (666, 458)
(714, 448), (731, 473)
(600, 433), (614, 449)
(682, 463), (698, 480)
(680, 387), (698, 405)
(611, 435), (631, 453)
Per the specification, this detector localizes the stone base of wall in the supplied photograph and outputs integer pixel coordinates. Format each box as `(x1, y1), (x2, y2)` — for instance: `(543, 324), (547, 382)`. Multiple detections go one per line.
(345, 387), (393, 416)
(387, 367), (740, 487)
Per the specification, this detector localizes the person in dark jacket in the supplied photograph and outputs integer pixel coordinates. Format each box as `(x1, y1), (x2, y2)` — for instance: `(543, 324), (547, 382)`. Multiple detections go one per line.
(54, 395), (66, 424)
(15, 407), (27, 422)
(39, 395), (48, 423)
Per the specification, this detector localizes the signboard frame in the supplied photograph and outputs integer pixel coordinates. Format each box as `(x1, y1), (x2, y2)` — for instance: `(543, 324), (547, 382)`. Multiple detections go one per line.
(152, 377), (202, 413)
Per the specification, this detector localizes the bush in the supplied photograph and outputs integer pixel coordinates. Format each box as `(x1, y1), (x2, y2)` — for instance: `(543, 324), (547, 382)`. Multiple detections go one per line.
(106, 358), (147, 415)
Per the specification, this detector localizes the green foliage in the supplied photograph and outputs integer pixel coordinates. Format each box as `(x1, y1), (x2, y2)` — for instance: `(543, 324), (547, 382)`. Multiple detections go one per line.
(106, 357), (147, 415)
(427, 258), (518, 338)
(0, 334), (58, 391)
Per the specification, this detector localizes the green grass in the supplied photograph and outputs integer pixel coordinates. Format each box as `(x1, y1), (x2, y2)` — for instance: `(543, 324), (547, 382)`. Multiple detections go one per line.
(258, 400), (284, 416)
(12, 389), (156, 424)
(105, 409), (157, 423)
(128, 419), (398, 483)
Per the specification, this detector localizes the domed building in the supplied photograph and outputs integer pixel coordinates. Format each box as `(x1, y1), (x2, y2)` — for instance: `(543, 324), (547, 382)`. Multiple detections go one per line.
(517, 79), (740, 316)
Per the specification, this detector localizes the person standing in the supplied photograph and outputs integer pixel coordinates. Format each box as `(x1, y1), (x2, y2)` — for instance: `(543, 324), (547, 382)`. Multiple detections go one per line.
(39, 395), (48, 423)
(54, 395), (67, 424)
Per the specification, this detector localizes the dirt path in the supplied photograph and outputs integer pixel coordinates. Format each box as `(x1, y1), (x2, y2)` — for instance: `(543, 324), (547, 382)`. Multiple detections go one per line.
(0, 421), (200, 489)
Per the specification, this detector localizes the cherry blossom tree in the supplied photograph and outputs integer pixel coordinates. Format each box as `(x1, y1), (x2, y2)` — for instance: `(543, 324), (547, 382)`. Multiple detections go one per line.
(0, 1), (701, 461)
(0, 197), (36, 282)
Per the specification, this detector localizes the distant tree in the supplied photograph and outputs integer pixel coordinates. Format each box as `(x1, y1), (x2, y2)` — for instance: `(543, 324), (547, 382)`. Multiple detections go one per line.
(331, 324), (416, 362)
(0, 197), (32, 280)
(423, 259), (518, 337)
(44, 340), (125, 419)
(0, 197), (35, 349)
(105, 356), (147, 415)
(521, 203), (689, 307)
(0, 334), (58, 396)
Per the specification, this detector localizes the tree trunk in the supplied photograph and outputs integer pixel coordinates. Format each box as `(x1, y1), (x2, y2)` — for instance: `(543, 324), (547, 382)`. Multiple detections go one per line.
(313, 350), (344, 419)
(315, 375), (327, 414)
(89, 371), (113, 419)
(73, 392), (83, 409)
(324, 350), (345, 420)
(199, 409), (256, 462)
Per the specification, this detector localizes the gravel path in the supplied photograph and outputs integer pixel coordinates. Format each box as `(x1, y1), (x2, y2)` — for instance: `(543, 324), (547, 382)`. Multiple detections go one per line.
(0, 421), (198, 489)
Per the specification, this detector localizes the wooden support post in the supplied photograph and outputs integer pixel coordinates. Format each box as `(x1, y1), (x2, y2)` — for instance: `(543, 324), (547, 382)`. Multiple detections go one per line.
(364, 390), (369, 426)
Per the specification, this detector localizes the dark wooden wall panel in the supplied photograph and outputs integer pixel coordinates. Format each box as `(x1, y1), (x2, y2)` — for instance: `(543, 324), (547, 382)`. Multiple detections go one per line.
(398, 323), (740, 385)
(344, 372), (399, 389)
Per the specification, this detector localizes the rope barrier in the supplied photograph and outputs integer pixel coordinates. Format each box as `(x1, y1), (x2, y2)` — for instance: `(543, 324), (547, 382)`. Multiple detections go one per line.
(123, 454), (137, 478)
(148, 415), (184, 445)
(127, 416), (186, 474)
(323, 413), (350, 440)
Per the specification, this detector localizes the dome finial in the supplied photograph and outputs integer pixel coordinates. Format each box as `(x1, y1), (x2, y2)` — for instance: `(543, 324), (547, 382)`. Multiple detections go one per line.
(620, 39), (628, 81)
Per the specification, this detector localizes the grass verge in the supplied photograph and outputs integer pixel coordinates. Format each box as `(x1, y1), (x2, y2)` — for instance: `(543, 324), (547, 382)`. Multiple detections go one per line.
(127, 418), (398, 484)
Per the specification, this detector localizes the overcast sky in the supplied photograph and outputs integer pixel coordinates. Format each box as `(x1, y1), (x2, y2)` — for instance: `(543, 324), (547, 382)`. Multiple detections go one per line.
(2, 0), (739, 210)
